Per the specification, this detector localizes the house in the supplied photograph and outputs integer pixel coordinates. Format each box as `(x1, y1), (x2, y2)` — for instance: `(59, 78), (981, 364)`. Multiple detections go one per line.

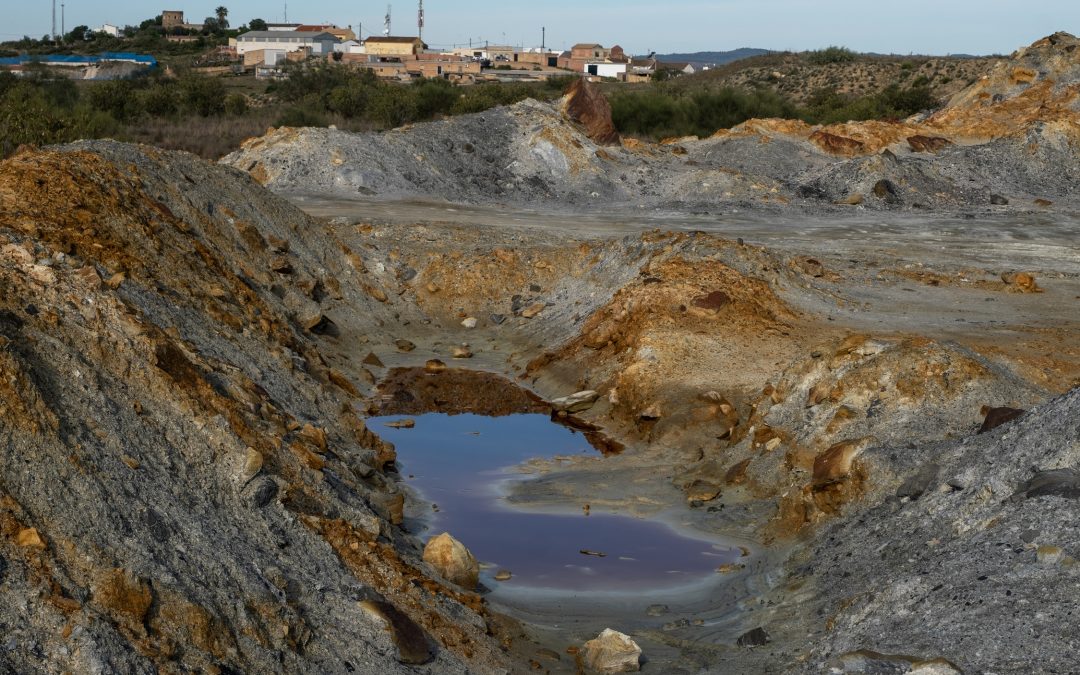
(627, 56), (657, 82)
(296, 24), (356, 41)
(100, 24), (121, 37)
(570, 43), (608, 61)
(584, 62), (627, 79)
(266, 23), (301, 31)
(236, 31), (339, 56)
(363, 36), (425, 59)
(161, 10), (185, 30)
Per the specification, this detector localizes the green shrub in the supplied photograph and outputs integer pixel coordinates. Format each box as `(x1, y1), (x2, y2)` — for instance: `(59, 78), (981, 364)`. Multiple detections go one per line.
(367, 85), (417, 127)
(223, 93), (248, 116)
(179, 75), (225, 116)
(806, 46), (857, 65)
(274, 106), (327, 127)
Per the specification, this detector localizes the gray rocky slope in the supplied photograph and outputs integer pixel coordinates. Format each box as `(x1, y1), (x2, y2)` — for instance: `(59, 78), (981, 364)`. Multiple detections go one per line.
(223, 33), (1080, 216)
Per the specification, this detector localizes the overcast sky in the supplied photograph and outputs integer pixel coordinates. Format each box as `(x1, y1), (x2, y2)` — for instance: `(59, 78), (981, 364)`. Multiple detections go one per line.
(4, 1), (1076, 55)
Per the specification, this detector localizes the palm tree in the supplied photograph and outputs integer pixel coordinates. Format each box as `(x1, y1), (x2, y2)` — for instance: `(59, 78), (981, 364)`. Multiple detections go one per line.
(215, 6), (229, 29)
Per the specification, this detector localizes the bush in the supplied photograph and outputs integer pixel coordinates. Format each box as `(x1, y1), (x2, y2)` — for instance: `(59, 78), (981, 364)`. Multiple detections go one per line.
(806, 46), (857, 65)
(223, 93), (248, 116)
(139, 83), (178, 117)
(327, 84), (369, 118)
(411, 78), (457, 119)
(275, 106), (327, 127)
(87, 80), (145, 122)
(179, 75), (225, 116)
(367, 85), (417, 128)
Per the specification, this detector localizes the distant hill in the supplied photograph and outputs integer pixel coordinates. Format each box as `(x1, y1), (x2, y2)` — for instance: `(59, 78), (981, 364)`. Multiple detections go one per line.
(652, 48), (771, 67)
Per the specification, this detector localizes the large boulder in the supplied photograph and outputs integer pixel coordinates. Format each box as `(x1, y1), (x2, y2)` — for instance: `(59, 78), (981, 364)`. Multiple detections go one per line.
(563, 78), (621, 146)
(583, 628), (641, 673)
(422, 533), (480, 590)
(550, 390), (600, 413)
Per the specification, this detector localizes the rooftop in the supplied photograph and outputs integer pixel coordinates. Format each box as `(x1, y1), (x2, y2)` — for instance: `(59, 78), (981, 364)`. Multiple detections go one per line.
(238, 31), (339, 40)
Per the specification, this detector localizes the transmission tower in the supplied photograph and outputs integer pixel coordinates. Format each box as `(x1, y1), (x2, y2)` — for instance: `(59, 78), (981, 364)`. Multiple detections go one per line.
(417, 0), (424, 41)
(383, 4), (391, 36)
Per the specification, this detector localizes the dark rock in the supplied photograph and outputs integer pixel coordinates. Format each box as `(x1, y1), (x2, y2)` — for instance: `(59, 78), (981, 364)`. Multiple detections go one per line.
(1014, 469), (1080, 500)
(896, 462), (940, 500)
(872, 179), (901, 204)
(144, 508), (171, 543)
(796, 184), (829, 200)
(362, 351), (385, 367)
(309, 315), (339, 337)
(736, 627), (770, 647)
(249, 477), (279, 508)
(990, 193), (1009, 205)
(394, 339), (416, 352)
(978, 406), (1025, 433)
(489, 313), (506, 325)
(645, 604), (670, 617)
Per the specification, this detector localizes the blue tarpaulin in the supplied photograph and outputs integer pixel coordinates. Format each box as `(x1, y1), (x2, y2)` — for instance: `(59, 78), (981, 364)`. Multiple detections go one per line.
(0, 53), (158, 68)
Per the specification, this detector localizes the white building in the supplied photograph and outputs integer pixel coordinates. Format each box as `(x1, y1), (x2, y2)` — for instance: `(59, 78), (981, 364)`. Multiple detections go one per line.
(99, 24), (120, 37)
(236, 31), (339, 56)
(584, 62), (627, 78)
(333, 40), (364, 54)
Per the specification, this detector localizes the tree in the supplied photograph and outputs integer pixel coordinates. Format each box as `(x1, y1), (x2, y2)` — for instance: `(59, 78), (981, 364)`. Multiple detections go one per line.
(249, 18), (267, 31)
(65, 25), (89, 42)
(215, 6), (229, 29)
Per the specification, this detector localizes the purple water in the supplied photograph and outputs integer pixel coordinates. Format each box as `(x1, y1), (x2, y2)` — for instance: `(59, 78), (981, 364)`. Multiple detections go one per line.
(373, 412), (737, 592)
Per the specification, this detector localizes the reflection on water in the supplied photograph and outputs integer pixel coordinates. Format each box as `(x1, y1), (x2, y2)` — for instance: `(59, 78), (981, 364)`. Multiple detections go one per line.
(372, 412), (735, 592)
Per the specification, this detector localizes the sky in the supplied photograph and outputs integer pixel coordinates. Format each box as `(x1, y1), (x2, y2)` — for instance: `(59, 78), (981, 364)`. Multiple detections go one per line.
(3, 1), (1077, 56)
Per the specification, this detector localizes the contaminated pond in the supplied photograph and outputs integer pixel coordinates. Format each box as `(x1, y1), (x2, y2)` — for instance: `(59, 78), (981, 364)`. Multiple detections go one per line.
(370, 410), (739, 593)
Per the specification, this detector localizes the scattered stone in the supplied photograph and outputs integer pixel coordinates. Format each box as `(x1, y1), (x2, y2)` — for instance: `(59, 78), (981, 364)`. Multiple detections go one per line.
(451, 344), (473, 359)
(978, 406), (1025, 433)
(241, 448), (264, 481)
(685, 479), (722, 503)
(490, 313), (506, 325)
(764, 437), (782, 451)
(105, 272), (126, 290)
(494, 569), (513, 581)
(990, 193), (1009, 205)
(423, 533), (480, 590)
(248, 477), (278, 508)
(520, 302), (545, 318)
(1037, 545), (1064, 565)
(837, 193), (865, 206)
(579, 549), (607, 557)
(362, 351), (385, 367)
(461, 317), (478, 329)
(716, 563), (746, 574)
(583, 629), (641, 673)
(384, 419), (415, 429)
(269, 255), (293, 274)
(425, 282), (440, 294)
(424, 359), (447, 373)
(535, 647), (560, 661)
(1000, 272), (1041, 293)
(736, 627), (770, 647)
(645, 604), (670, 617)
(15, 528), (45, 549)
(550, 390), (600, 413)
(1034, 198), (1054, 207)
(394, 339), (416, 352)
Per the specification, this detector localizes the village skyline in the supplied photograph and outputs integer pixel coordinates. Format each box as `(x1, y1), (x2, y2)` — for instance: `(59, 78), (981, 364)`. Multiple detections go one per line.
(3, 0), (1076, 56)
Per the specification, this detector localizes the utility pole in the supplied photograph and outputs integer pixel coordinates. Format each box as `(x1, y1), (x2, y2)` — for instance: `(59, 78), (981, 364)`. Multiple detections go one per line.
(542, 26), (545, 52)
(52, 0), (57, 42)
(417, 0), (423, 41)
(61, 3), (65, 40)
(284, 1), (288, 23)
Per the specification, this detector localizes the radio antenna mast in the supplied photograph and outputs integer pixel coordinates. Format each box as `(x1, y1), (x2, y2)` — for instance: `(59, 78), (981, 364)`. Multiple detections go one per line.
(417, 0), (424, 41)
(383, 4), (391, 36)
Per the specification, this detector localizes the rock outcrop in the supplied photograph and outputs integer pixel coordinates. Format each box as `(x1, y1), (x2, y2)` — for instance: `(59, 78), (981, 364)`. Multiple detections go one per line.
(422, 533), (480, 590)
(583, 629), (642, 673)
(563, 77), (621, 146)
